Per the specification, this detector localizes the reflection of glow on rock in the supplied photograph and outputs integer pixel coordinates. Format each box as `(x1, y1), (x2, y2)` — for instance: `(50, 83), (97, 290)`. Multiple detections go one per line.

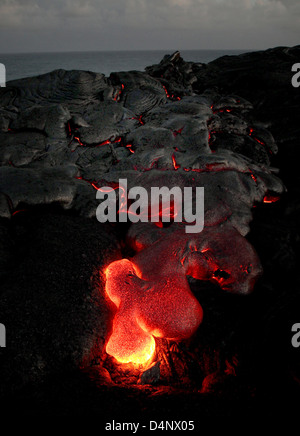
(105, 259), (203, 365)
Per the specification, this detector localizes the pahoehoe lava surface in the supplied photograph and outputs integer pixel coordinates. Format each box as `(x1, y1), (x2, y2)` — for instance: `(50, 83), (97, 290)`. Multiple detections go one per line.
(0, 46), (299, 418)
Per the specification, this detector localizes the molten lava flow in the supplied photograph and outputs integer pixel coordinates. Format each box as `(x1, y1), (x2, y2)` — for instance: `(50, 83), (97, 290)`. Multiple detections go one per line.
(162, 84), (170, 98)
(172, 153), (180, 170)
(74, 136), (85, 146)
(161, 84), (181, 101)
(263, 194), (280, 203)
(104, 259), (203, 365)
(173, 127), (183, 137)
(104, 224), (263, 365)
(126, 143), (135, 153)
(250, 171), (258, 184)
(113, 83), (125, 101)
(249, 128), (273, 155)
(129, 115), (144, 125)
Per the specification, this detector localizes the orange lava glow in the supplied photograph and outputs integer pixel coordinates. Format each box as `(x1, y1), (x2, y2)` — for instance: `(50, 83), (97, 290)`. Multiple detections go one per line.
(263, 194), (280, 204)
(172, 153), (181, 170)
(104, 259), (203, 365)
(106, 330), (156, 365)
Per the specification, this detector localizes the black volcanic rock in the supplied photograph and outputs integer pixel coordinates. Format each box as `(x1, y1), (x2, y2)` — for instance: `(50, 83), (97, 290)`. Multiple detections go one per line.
(189, 46), (300, 197)
(0, 212), (121, 397)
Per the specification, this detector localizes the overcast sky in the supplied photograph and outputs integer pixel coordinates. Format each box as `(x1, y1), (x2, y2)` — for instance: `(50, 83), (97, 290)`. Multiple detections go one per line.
(0, 0), (299, 53)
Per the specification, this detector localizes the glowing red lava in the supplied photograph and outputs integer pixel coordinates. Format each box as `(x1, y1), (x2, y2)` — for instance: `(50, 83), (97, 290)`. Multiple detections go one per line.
(263, 194), (280, 203)
(172, 153), (180, 170)
(114, 84), (125, 101)
(162, 84), (181, 100)
(104, 259), (203, 364)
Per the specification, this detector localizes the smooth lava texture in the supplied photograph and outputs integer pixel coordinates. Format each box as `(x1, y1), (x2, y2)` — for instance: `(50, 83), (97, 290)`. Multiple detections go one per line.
(105, 259), (203, 364)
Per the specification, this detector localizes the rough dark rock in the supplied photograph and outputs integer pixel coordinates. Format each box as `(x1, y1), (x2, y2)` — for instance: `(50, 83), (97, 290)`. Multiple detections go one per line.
(0, 212), (121, 397)
(139, 360), (161, 385)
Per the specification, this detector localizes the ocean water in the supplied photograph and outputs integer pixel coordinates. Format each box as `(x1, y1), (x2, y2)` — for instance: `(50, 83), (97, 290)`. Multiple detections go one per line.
(0, 50), (251, 83)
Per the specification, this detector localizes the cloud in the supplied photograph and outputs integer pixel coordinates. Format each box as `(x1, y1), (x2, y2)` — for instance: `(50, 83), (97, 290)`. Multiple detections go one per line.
(0, 0), (299, 52)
